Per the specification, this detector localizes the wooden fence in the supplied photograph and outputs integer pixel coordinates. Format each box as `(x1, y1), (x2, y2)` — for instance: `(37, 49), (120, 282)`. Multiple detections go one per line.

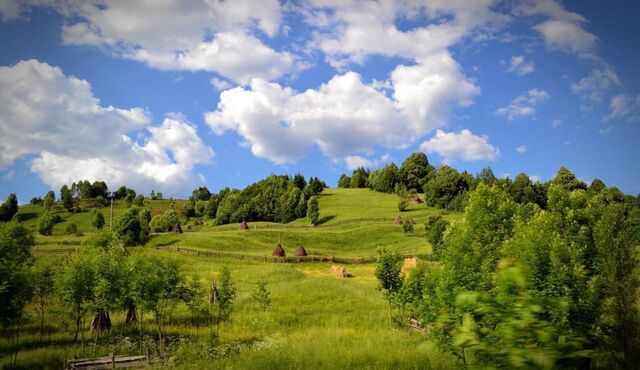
(65, 352), (158, 369)
(159, 245), (379, 264)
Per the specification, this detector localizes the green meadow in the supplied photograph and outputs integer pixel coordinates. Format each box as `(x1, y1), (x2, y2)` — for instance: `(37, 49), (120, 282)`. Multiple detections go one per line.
(1, 189), (460, 369)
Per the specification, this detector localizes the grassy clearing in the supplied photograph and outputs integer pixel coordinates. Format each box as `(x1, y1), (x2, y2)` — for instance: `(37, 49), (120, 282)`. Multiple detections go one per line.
(1, 251), (458, 369)
(4, 189), (462, 369)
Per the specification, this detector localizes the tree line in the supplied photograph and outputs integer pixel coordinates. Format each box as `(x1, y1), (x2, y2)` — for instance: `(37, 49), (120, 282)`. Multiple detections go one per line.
(176, 174), (326, 226)
(376, 168), (640, 369)
(338, 153), (599, 212)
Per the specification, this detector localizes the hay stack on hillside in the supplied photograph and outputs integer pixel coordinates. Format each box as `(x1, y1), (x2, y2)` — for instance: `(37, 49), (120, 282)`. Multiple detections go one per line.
(295, 244), (307, 257)
(331, 265), (347, 278)
(410, 195), (423, 204)
(408, 218), (416, 225)
(272, 243), (286, 257)
(173, 223), (183, 234)
(240, 221), (249, 230)
(394, 215), (403, 225)
(401, 257), (419, 276)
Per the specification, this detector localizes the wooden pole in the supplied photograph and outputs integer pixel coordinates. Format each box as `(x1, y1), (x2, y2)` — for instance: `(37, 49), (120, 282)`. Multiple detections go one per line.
(109, 197), (113, 231)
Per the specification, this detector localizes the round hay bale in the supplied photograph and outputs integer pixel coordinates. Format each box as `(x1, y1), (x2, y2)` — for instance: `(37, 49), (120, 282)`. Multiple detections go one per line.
(240, 221), (249, 230)
(394, 215), (403, 225)
(294, 244), (307, 256)
(272, 243), (286, 257)
(173, 223), (183, 234)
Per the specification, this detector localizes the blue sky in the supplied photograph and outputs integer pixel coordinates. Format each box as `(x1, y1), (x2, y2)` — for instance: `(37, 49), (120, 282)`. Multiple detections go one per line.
(0, 0), (639, 203)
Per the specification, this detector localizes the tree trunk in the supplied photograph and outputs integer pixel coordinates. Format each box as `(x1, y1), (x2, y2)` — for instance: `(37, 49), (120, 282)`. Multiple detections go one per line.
(139, 309), (143, 355)
(74, 313), (81, 342)
(91, 308), (112, 332)
(81, 315), (85, 356)
(156, 319), (164, 353)
(126, 304), (137, 324)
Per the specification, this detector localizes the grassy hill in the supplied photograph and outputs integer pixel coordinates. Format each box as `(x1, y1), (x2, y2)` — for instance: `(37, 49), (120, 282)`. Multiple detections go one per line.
(20, 188), (461, 257)
(4, 188), (462, 369)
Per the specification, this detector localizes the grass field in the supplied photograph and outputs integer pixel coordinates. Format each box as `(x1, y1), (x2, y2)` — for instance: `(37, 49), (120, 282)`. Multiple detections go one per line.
(2, 189), (462, 369)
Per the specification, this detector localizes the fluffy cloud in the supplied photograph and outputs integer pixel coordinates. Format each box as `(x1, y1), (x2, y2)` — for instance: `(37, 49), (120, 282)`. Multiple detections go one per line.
(604, 94), (640, 122)
(516, 0), (597, 56)
(391, 52), (480, 135)
(211, 77), (233, 91)
(505, 55), (534, 76)
(571, 67), (621, 103)
(205, 51), (478, 164)
(16, 0), (292, 83)
(344, 154), (391, 170)
(533, 20), (597, 55)
(306, 0), (506, 66)
(0, 0), (21, 21)
(516, 145), (527, 154)
(205, 72), (409, 163)
(496, 89), (550, 120)
(0, 60), (213, 193)
(419, 129), (498, 163)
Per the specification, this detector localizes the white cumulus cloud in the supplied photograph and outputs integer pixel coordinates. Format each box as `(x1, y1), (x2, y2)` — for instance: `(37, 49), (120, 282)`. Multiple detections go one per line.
(305, 0), (507, 66)
(516, 145), (527, 154)
(13, 0), (294, 84)
(418, 129), (499, 163)
(0, 60), (213, 194)
(505, 55), (534, 76)
(516, 0), (598, 56)
(496, 89), (550, 120)
(205, 51), (479, 164)
(604, 94), (640, 122)
(571, 67), (620, 104)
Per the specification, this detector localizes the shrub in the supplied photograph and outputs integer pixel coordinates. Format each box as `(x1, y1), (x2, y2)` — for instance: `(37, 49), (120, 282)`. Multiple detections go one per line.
(402, 219), (414, 233)
(398, 199), (408, 212)
(64, 223), (77, 235)
(38, 213), (55, 235)
(94, 195), (107, 207)
(133, 195), (145, 207)
(92, 211), (105, 230)
(150, 215), (170, 232)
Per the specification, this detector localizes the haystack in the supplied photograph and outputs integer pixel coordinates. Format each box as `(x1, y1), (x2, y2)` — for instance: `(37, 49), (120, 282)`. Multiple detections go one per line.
(272, 243), (286, 257)
(408, 218), (416, 225)
(240, 221), (249, 230)
(394, 215), (403, 225)
(295, 244), (308, 256)
(331, 265), (348, 278)
(410, 195), (423, 204)
(401, 257), (418, 276)
(173, 223), (183, 234)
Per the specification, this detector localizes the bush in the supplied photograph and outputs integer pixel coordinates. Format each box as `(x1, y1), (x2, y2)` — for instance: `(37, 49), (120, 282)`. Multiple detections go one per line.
(94, 195), (107, 207)
(92, 211), (105, 230)
(402, 219), (414, 233)
(150, 215), (170, 232)
(64, 223), (78, 235)
(398, 199), (408, 212)
(424, 215), (449, 259)
(149, 210), (178, 232)
(113, 209), (149, 246)
(133, 194), (145, 207)
(38, 213), (55, 235)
